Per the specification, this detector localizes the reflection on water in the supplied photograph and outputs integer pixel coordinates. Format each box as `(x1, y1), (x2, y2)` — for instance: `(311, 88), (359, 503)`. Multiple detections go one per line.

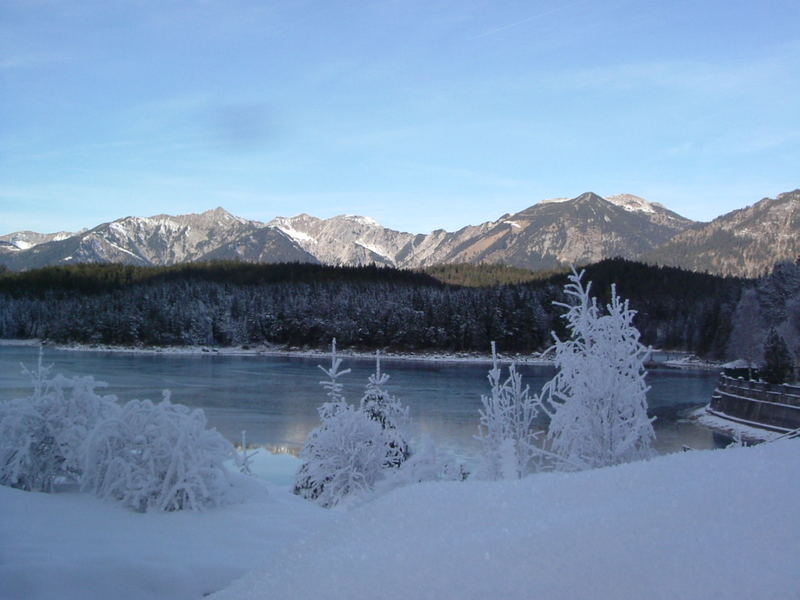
(0, 346), (726, 463)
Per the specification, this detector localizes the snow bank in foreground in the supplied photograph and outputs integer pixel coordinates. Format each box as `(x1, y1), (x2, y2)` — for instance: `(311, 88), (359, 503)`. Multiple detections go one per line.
(215, 440), (800, 600)
(0, 462), (329, 600)
(2, 443), (799, 600)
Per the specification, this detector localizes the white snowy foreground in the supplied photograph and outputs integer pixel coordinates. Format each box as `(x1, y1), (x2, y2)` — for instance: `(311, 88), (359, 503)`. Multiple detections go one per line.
(2, 443), (799, 600)
(0, 451), (329, 600)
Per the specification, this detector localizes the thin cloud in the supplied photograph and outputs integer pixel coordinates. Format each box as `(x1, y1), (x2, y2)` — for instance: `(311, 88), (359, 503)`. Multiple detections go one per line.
(471, 0), (589, 40)
(544, 41), (800, 95)
(0, 52), (68, 69)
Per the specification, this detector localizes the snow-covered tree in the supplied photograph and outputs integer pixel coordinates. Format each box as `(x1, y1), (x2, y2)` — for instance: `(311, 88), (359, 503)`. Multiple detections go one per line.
(726, 288), (766, 370)
(0, 351), (119, 492)
(293, 342), (412, 508)
(359, 351), (410, 467)
(761, 329), (793, 384)
(292, 403), (391, 508)
(778, 295), (800, 379)
(542, 269), (655, 470)
(476, 342), (546, 479)
(81, 392), (236, 512)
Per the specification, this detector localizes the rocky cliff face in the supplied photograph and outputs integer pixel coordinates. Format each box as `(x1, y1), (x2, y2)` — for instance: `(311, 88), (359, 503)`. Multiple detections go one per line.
(266, 214), (416, 267)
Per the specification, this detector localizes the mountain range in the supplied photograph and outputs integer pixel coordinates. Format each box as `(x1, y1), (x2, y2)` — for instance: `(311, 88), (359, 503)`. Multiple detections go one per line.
(2, 189), (798, 277)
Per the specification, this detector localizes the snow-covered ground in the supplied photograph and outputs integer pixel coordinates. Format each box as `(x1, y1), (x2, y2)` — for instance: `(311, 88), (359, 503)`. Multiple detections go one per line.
(0, 450), (328, 600)
(662, 354), (724, 370)
(690, 405), (787, 443)
(2, 442), (798, 600)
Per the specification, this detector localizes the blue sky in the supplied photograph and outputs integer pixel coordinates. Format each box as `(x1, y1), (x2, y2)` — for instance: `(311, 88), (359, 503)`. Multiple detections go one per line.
(1, 0), (798, 234)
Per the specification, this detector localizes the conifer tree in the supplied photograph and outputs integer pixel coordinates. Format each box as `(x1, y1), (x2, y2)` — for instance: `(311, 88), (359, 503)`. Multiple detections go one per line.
(762, 329), (793, 384)
(359, 351), (410, 467)
(293, 342), (411, 507)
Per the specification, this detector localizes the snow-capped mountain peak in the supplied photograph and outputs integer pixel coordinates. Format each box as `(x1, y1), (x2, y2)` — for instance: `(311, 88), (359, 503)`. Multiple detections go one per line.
(10, 190), (797, 277)
(605, 194), (663, 214)
(342, 215), (381, 228)
(538, 197), (571, 205)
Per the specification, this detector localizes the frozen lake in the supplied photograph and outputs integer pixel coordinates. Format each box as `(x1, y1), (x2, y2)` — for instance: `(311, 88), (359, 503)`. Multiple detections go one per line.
(0, 345), (725, 464)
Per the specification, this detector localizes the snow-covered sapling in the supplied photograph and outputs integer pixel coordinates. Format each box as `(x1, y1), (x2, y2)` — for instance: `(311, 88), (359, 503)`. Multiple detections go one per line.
(236, 430), (258, 476)
(542, 269), (655, 470)
(476, 341), (547, 479)
(359, 351), (410, 468)
(294, 343), (413, 507)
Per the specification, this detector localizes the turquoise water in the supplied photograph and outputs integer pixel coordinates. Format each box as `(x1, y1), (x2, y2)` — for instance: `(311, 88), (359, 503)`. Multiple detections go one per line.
(0, 345), (723, 462)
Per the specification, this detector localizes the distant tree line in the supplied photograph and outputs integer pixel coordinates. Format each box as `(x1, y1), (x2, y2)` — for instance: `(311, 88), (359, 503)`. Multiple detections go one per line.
(422, 263), (563, 287)
(0, 259), (749, 356)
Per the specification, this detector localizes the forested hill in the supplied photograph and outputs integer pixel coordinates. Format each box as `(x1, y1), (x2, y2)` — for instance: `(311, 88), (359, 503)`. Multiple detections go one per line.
(0, 259), (747, 357)
(0, 261), (442, 297)
(422, 263), (560, 287)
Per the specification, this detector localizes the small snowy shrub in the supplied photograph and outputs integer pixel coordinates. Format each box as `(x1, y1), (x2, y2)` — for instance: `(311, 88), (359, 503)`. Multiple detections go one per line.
(0, 353), (119, 492)
(82, 393), (236, 512)
(476, 342), (547, 479)
(542, 269), (655, 470)
(294, 343), (412, 507)
(374, 436), (467, 496)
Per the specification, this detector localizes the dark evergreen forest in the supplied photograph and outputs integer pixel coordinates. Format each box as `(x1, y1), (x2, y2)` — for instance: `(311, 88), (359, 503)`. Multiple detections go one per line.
(0, 259), (746, 356)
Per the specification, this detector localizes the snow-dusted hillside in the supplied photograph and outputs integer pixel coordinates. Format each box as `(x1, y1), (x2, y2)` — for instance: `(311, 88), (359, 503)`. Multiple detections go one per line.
(4, 189), (799, 275)
(645, 189), (800, 277)
(1, 441), (798, 600)
(0, 192), (697, 271)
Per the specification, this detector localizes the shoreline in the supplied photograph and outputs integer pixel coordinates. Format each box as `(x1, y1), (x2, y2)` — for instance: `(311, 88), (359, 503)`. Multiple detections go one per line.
(0, 338), (552, 366)
(688, 405), (784, 444)
(0, 338), (724, 370)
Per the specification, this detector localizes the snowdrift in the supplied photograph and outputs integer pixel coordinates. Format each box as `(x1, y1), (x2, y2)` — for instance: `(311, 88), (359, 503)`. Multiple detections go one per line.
(215, 440), (800, 600)
(1, 442), (798, 600)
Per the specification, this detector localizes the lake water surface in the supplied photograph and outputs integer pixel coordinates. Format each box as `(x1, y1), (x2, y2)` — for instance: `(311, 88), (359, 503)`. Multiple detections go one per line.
(0, 345), (725, 465)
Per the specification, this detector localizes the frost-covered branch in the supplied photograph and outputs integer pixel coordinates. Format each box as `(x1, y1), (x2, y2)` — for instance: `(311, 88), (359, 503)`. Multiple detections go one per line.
(295, 345), (413, 507)
(476, 341), (549, 479)
(543, 268), (655, 470)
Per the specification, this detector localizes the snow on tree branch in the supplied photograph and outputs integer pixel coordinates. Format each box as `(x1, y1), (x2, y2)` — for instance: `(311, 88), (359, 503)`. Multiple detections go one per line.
(81, 394), (236, 512)
(0, 349), (120, 492)
(294, 345), (413, 507)
(543, 268), (655, 470)
(476, 341), (548, 479)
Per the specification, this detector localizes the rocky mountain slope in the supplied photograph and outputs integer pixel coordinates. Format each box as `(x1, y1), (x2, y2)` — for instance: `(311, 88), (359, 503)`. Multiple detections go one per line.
(0, 230), (76, 259)
(1, 190), (797, 276)
(643, 189), (800, 277)
(0, 208), (262, 270)
(411, 192), (691, 270)
(259, 192), (693, 271)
